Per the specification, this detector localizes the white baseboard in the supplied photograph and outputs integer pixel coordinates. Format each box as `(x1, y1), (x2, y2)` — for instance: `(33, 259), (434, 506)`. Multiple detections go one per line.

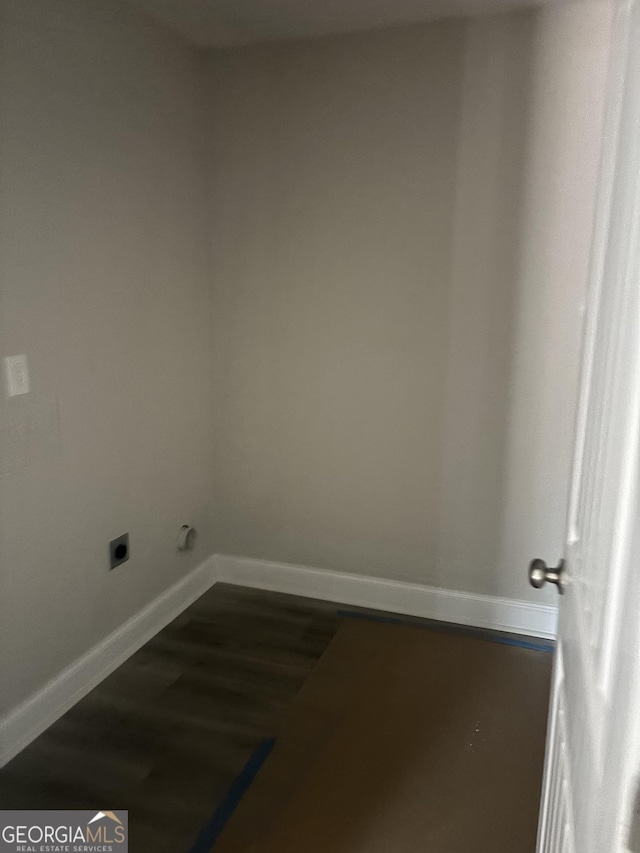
(0, 557), (217, 768)
(0, 551), (557, 768)
(213, 554), (558, 641)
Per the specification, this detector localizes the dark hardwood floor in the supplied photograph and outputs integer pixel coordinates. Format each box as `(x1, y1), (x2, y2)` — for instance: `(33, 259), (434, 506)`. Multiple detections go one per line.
(0, 583), (551, 852)
(0, 585), (343, 852)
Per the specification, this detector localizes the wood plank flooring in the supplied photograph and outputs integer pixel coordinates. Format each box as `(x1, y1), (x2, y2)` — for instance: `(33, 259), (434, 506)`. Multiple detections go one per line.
(0, 585), (343, 851)
(0, 584), (551, 853)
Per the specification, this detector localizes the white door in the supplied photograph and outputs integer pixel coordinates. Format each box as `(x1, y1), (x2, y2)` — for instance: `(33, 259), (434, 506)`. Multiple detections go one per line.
(535, 1), (640, 851)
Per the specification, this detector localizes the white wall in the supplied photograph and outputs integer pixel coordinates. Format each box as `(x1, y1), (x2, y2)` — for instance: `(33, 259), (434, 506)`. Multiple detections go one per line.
(208, 23), (464, 582)
(207, 6), (613, 602)
(0, 0), (213, 714)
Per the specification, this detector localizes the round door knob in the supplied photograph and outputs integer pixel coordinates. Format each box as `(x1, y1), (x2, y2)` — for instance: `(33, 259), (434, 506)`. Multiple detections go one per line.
(528, 558), (566, 593)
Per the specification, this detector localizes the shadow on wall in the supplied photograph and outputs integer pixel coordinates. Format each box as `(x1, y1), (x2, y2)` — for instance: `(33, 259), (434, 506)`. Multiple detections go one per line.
(438, 3), (612, 601)
(437, 11), (536, 600)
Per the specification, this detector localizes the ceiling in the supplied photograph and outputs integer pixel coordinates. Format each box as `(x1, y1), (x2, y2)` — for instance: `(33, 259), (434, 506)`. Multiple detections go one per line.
(130, 0), (563, 47)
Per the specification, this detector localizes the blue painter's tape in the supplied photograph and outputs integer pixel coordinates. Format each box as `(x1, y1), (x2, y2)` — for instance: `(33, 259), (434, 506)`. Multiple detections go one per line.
(336, 609), (554, 653)
(337, 610), (406, 627)
(487, 634), (554, 653)
(189, 737), (276, 853)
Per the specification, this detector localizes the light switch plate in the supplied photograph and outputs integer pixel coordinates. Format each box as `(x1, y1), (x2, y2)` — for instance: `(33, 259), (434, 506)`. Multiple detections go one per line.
(5, 354), (30, 396)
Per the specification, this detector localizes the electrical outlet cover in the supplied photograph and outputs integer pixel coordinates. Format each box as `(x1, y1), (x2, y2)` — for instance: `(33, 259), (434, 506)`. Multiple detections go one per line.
(109, 533), (130, 570)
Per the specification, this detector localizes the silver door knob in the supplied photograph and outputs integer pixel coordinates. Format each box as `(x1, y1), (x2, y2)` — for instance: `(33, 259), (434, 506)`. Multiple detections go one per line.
(528, 558), (566, 593)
